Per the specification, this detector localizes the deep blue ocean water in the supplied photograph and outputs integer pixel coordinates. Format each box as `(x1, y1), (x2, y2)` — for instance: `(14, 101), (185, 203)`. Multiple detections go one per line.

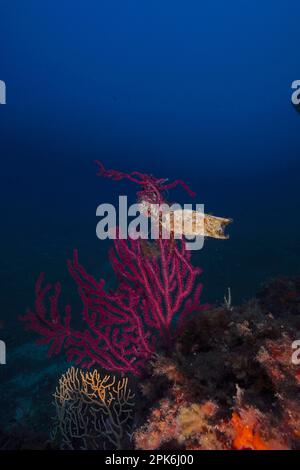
(0, 1), (299, 441)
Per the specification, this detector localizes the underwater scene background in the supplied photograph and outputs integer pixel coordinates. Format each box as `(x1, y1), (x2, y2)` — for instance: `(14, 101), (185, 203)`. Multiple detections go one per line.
(1, 0), (300, 450)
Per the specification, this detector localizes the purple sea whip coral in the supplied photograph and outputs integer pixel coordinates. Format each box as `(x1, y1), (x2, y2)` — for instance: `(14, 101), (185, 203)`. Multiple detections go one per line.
(95, 160), (196, 205)
(21, 163), (208, 375)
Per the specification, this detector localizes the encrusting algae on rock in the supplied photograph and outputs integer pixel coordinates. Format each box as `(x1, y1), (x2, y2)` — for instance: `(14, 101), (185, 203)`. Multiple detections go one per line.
(133, 278), (300, 450)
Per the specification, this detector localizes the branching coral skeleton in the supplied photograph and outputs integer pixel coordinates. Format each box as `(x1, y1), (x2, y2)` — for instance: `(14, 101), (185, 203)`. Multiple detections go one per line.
(21, 162), (230, 375)
(53, 367), (135, 450)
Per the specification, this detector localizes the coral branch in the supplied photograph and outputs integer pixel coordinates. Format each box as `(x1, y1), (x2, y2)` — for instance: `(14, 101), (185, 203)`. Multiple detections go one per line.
(53, 367), (135, 449)
(95, 160), (196, 201)
(22, 237), (207, 375)
(21, 163), (207, 375)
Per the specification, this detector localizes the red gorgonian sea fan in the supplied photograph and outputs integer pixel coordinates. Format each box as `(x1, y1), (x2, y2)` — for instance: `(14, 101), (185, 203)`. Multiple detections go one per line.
(21, 163), (208, 375)
(95, 160), (196, 204)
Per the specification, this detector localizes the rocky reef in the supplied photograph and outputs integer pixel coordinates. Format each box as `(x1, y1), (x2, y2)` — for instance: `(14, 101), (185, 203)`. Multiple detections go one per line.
(133, 277), (300, 450)
(1, 276), (300, 450)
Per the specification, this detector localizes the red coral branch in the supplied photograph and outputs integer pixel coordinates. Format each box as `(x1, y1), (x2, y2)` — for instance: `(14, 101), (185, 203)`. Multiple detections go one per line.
(22, 237), (207, 375)
(109, 237), (207, 342)
(21, 163), (207, 375)
(95, 160), (196, 202)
